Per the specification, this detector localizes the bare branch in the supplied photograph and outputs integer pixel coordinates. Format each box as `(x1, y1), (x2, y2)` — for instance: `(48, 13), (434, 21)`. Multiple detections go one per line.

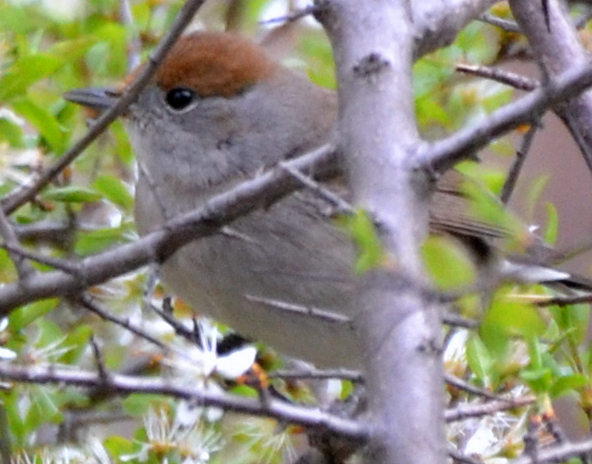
(444, 373), (504, 401)
(500, 122), (540, 205)
(509, 438), (592, 464)
(442, 311), (480, 329)
(412, 0), (499, 58)
(260, 4), (317, 25)
(119, 0), (142, 71)
(0, 362), (368, 440)
(280, 162), (353, 215)
(478, 12), (521, 32)
(445, 396), (536, 422)
(529, 293), (592, 307)
(456, 64), (538, 91)
(510, 0), (592, 173)
(78, 295), (168, 350)
(270, 368), (363, 382)
(14, 219), (77, 246)
(244, 294), (353, 325)
(0, 242), (79, 274)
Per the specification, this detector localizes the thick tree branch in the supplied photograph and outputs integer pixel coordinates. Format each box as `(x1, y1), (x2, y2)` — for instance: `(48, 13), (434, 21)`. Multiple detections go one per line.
(317, 1), (445, 464)
(412, 0), (499, 58)
(510, 0), (592, 173)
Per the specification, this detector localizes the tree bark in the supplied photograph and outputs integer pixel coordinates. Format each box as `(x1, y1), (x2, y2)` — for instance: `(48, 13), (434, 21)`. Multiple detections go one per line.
(317, 1), (446, 463)
(510, 0), (592, 173)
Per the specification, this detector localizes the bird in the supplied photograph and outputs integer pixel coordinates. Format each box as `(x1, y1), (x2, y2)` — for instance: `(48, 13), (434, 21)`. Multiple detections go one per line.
(64, 31), (583, 368)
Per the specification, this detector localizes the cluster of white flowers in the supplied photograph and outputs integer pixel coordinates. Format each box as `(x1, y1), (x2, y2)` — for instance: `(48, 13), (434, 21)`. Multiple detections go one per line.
(445, 329), (531, 464)
(120, 407), (222, 464)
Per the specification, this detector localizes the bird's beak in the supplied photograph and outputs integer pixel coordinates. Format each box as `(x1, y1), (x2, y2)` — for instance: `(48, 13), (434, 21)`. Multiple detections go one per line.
(63, 87), (120, 111)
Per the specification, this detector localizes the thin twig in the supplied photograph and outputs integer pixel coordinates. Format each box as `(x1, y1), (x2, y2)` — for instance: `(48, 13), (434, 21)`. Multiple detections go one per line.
(456, 63), (538, 92)
(149, 300), (197, 342)
(524, 415), (541, 464)
(444, 373), (503, 400)
(259, 5), (317, 24)
(90, 335), (109, 381)
(271, 368), (363, 382)
(478, 12), (521, 32)
(543, 413), (567, 445)
(244, 294), (353, 325)
(0, 243), (79, 274)
(530, 293), (592, 307)
(120, 0), (142, 71)
(14, 219), (78, 245)
(500, 121), (540, 205)
(442, 312), (480, 329)
(445, 396), (536, 422)
(557, 112), (592, 173)
(280, 162), (353, 215)
(78, 294), (168, 350)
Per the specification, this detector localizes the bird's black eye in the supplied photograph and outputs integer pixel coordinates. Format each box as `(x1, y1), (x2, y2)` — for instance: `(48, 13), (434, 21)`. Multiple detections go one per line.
(165, 87), (196, 110)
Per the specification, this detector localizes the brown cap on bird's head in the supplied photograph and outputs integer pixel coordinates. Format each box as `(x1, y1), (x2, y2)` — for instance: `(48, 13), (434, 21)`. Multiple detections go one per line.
(123, 31), (279, 99)
(65, 32), (280, 111)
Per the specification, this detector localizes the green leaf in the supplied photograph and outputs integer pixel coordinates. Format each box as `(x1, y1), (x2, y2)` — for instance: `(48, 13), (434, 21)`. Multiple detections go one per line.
(454, 166), (522, 236)
(24, 386), (63, 432)
(104, 436), (136, 460)
(94, 175), (134, 210)
(74, 224), (132, 255)
(550, 303), (589, 346)
(482, 86), (512, 113)
(36, 319), (64, 351)
(0, 37), (95, 102)
(0, 117), (24, 146)
(339, 210), (385, 273)
(481, 290), (546, 358)
(521, 366), (553, 394)
(58, 324), (92, 364)
(521, 338), (565, 395)
(422, 235), (476, 289)
(416, 97), (451, 128)
(550, 374), (587, 398)
(544, 202), (559, 246)
(9, 299), (58, 332)
(12, 98), (65, 152)
(466, 335), (495, 386)
(0, 54), (62, 102)
(42, 186), (102, 203)
(123, 394), (169, 417)
(3, 390), (26, 444)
